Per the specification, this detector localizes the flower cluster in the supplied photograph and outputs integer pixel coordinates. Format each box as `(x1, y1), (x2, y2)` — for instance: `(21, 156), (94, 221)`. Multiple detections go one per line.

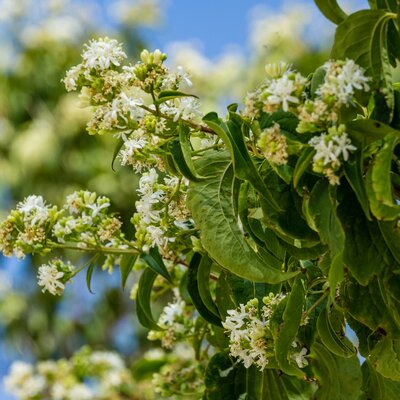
(133, 169), (191, 257)
(37, 258), (75, 296)
(0, 191), (130, 260)
(0, 190), (138, 294)
(244, 59), (367, 185)
(297, 59), (370, 133)
(245, 66), (307, 117)
(309, 124), (357, 185)
(148, 289), (196, 349)
(257, 122), (288, 165)
(222, 295), (308, 371)
(63, 39), (204, 174)
(3, 347), (136, 400)
(0, 195), (61, 259)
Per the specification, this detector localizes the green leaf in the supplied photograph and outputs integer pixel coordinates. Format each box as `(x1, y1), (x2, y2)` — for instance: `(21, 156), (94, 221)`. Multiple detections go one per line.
(187, 151), (299, 283)
(345, 119), (400, 146)
(362, 360), (400, 400)
(167, 124), (206, 182)
(310, 66), (327, 98)
(379, 220), (400, 264)
(343, 150), (371, 220)
(197, 254), (221, 318)
(341, 277), (400, 337)
(225, 272), (280, 306)
(85, 259), (97, 294)
(365, 134), (400, 220)
(317, 306), (356, 358)
(186, 253), (222, 327)
(369, 0), (398, 12)
(274, 278), (306, 377)
(135, 268), (161, 331)
(141, 247), (172, 283)
(310, 341), (362, 400)
(203, 112), (281, 213)
(244, 367), (316, 400)
(370, 338), (400, 380)
(204, 351), (243, 400)
(331, 10), (394, 80)
(338, 192), (391, 285)
(314, 0), (347, 25)
(119, 253), (138, 289)
(111, 138), (125, 171)
(307, 180), (345, 297)
(215, 271), (237, 319)
(371, 133), (399, 205)
(156, 90), (198, 104)
(293, 147), (315, 189)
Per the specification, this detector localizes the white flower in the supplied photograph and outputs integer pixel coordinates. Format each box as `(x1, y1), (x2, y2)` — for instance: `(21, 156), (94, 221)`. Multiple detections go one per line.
(159, 296), (186, 327)
(161, 97), (202, 122)
(82, 37), (127, 70)
(146, 225), (175, 248)
(17, 195), (50, 226)
(309, 134), (338, 165)
(86, 199), (110, 217)
(90, 351), (125, 370)
(293, 347), (308, 368)
(266, 73), (304, 111)
(176, 65), (193, 88)
(318, 59), (370, 106)
(63, 64), (82, 91)
(67, 383), (93, 400)
(4, 362), (46, 398)
(37, 263), (67, 296)
(119, 92), (145, 120)
(310, 131), (356, 165)
(332, 132), (357, 161)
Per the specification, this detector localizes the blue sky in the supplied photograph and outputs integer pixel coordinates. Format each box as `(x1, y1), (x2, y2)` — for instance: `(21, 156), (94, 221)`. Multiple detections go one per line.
(143, 0), (368, 58)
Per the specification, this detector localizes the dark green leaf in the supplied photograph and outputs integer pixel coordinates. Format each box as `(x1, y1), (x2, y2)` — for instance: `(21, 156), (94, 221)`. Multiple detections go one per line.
(197, 254), (221, 318)
(369, 338), (400, 380)
(187, 253), (222, 327)
(345, 119), (400, 146)
(314, 0), (347, 25)
(379, 220), (400, 264)
(203, 351), (239, 400)
(362, 359), (400, 400)
(215, 271), (236, 319)
(86, 260), (96, 294)
(310, 341), (362, 400)
(307, 180), (345, 297)
(317, 306), (356, 358)
(141, 247), (172, 283)
(245, 367), (316, 400)
(331, 10), (393, 80)
(187, 151), (299, 283)
(343, 150), (371, 219)
(293, 147), (315, 189)
(341, 277), (400, 337)
(119, 253), (138, 289)
(167, 124), (206, 182)
(203, 112), (281, 212)
(135, 268), (161, 331)
(111, 138), (125, 171)
(338, 192), (391, 285)
(275, 278), (306, 377)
